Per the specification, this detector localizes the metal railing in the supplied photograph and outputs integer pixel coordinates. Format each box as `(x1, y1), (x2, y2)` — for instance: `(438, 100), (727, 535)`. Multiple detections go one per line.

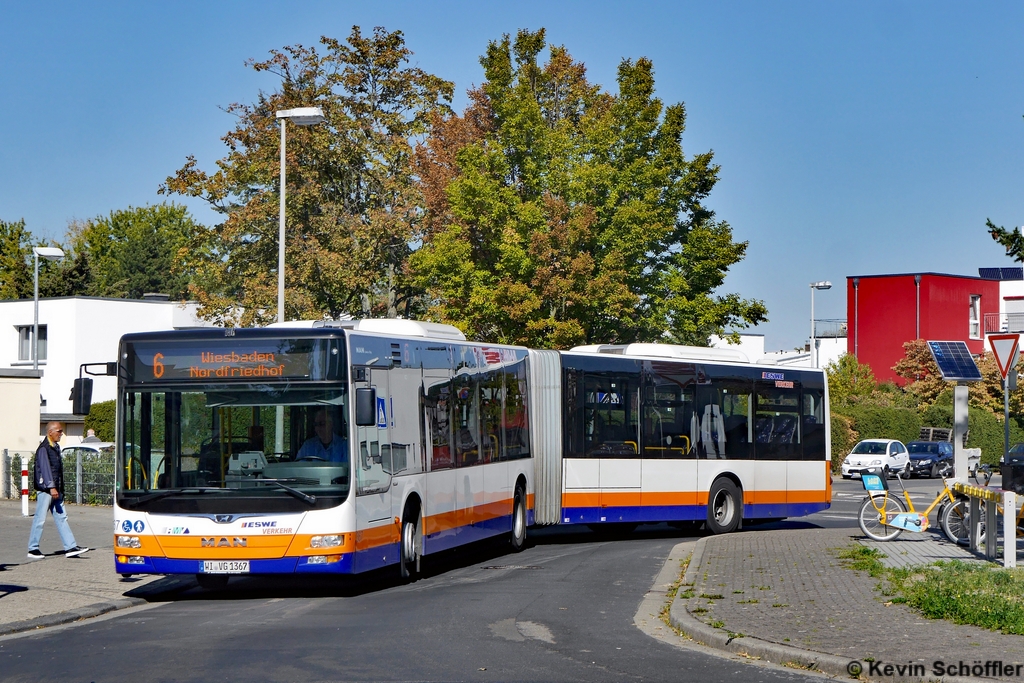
(984, 312), (1024, 335)
(813, 319), (847, 339)
(2, 448), (114, 506)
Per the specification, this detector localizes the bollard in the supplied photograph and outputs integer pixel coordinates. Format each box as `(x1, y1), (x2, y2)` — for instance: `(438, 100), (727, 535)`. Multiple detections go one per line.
(1005, 491), (1017, 568)
(1, 449), (7, 499)
(76, 449), (82, 505)
(986, 495), (999, 560)
(21, 463), (29, 516)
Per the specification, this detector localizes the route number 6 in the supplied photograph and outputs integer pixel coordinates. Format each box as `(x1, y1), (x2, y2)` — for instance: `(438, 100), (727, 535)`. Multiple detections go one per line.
(153, 353), (164, 378)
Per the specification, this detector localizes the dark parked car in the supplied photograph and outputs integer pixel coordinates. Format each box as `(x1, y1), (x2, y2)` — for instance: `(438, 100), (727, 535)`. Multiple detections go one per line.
(905, 441), (953, 478)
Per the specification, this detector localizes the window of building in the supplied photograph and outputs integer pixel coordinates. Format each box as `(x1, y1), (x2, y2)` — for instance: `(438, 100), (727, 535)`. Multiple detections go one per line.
(969, 295), (981, 339)
(16, 325), (46, 362)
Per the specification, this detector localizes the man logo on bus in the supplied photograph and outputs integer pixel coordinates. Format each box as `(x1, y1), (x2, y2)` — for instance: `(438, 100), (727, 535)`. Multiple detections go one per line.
(201, 537), (247, 548)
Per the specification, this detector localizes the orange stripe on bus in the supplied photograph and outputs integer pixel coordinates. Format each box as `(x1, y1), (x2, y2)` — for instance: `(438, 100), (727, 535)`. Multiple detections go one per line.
(826, 460), (832, 501)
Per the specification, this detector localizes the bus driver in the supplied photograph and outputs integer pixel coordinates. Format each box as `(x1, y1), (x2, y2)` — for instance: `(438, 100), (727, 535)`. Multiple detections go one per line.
(296, 409), (348, 462)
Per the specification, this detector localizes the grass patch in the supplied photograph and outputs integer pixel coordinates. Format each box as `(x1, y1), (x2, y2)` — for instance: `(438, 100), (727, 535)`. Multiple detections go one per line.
(837, 543), (1024, 635)
(737, 598), (759, 604)
(889, 561), (1024, 635)
(834, 544), (888, 577)
(699, 593), (724, 600)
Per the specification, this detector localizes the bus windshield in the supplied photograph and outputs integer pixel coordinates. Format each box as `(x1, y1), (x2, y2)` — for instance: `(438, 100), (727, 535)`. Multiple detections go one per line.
(117, 384), (350, 512)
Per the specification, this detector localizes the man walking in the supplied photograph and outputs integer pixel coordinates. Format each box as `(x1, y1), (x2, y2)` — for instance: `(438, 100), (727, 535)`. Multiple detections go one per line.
(27, 422), (89, 559)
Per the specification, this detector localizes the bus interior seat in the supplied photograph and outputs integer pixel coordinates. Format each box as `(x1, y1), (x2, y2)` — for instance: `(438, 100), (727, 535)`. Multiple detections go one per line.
(774, 415), (797, 443)
(755, 417), (774, 443)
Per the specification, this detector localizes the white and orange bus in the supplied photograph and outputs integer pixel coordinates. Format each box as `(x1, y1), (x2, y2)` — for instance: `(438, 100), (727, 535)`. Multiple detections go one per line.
(108, 319), (829, 586)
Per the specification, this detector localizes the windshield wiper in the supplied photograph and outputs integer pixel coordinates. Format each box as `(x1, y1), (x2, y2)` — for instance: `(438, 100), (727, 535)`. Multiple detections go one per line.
(253, 478), (318, 505)
(124, 487), (229, 506)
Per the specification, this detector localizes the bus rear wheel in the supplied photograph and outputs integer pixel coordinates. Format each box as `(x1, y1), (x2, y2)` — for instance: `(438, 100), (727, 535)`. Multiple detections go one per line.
(510, 484), (527, 552)
(706, 478), (741, 534)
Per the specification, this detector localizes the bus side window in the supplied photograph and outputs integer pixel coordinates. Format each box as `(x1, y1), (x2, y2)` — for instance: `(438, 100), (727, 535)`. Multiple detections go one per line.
(642, 382), (695, 459)
(755, 383), (801, 460)
(583, 372), (639, 457)
(802, 387), (826, 460)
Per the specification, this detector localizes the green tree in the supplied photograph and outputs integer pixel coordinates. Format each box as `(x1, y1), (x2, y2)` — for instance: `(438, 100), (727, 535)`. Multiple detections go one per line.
(80, 204), (197, 299)
(411, 29), (766, 348)
(38, 220), (93, 298)
(161, 28), (453, 326)
(987, 219), (1024, 260)
(0, 219), (33, 300)
(825, 353), (876, 406)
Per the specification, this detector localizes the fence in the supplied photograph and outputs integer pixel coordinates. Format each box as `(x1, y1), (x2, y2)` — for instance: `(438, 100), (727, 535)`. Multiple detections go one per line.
(2, 447), (115, 506)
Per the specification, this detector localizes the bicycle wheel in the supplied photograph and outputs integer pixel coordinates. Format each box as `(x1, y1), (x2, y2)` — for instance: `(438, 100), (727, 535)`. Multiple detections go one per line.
(858, 494), (906, 541)
(941, 499), (985, 546)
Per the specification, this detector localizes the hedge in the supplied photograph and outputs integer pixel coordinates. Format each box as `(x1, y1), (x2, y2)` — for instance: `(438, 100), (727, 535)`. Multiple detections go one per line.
(83, 400), (116, 442)
(830, 414), (858, 473)
(919, 404), (1024, 465)
(832, 405), (921, 447)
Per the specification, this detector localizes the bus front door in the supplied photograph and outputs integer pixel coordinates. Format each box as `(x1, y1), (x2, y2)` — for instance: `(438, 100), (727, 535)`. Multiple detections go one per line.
(354, 366), (394, 571)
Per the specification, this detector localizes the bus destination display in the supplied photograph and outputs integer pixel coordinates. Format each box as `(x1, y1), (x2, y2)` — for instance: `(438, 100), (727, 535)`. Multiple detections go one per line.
(127, 340), (321, 382)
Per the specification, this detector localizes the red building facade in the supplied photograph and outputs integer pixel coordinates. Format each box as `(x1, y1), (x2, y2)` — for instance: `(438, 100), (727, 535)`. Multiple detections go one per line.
(847, 273), (1000, 384)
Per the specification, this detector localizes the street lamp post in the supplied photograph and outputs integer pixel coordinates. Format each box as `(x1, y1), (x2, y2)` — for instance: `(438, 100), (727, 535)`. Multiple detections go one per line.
(275, 106), (326, 324)
(810, 281), (832, 368)
(33, 247), (64, 372)
(274, 107), (325, 456)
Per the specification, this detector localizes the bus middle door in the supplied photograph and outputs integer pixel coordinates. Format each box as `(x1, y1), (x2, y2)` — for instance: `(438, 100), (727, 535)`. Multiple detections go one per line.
(354, 366), (395, 571)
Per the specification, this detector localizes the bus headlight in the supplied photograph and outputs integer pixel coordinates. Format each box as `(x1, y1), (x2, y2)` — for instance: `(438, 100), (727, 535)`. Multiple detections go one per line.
(116, 536), (142, 548)
(310, 535), (343, 549)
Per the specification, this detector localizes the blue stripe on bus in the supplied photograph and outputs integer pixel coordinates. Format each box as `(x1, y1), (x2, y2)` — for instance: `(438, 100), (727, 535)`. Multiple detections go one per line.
(118, 555), (362, 575)
(423, 513), (516, 555)
(561, 502), (829, 525)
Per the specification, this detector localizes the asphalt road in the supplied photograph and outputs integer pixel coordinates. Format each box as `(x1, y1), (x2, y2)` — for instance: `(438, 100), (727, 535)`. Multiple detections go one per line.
(0, 474), (983, 682)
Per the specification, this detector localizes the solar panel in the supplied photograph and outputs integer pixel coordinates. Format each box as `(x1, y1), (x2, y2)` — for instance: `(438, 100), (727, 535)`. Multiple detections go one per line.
(927, 341), (982, 382)
(1003, 267), (1024, 280)
(979, 268), (1002, 279)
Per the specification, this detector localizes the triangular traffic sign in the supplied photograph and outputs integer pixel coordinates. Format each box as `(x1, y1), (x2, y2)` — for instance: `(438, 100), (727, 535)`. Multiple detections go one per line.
(989, 334), (1020, 379)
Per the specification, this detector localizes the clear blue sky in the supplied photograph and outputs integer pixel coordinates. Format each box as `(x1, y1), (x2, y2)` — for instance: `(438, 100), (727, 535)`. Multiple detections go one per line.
(3, 1), (1023, 350)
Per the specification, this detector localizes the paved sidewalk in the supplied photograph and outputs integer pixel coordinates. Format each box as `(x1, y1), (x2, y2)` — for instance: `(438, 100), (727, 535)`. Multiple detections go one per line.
(0, 500), (186, 635)
(668, 527), (1024, 682)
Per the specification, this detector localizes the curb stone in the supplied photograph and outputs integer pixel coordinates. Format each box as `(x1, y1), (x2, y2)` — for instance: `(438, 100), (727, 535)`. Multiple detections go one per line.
(666, 535), (985, 683)
(0, 598), (147, 637)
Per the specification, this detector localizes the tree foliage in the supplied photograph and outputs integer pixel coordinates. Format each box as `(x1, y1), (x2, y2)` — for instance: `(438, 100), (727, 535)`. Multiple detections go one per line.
(1, 205), (195, 301)
(986, 218), (1024, 261)
(161, 28), (454, 326)
(825, 353), (876, 406)
(411, 29), (766, 348)
(77, 205), (197, 299)
(0, 219), (33, 300)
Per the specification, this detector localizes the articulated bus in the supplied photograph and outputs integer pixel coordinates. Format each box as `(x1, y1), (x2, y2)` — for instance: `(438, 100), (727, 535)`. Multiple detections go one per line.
(111, 319), (830, 585)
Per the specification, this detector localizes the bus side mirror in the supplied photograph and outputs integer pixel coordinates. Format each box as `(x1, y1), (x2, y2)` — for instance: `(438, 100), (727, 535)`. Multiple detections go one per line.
(71, 378), (94, 415)
(355, 387), (377, 426)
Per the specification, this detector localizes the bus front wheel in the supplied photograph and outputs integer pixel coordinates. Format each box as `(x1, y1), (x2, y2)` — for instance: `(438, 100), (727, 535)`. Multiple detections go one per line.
(400, 506), (420, 581)
(706, 478), (741, 534)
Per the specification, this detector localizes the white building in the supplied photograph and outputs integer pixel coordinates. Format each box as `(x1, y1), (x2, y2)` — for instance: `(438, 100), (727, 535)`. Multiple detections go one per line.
(710, 332), (846, 369)
(0, 296), (215, 445)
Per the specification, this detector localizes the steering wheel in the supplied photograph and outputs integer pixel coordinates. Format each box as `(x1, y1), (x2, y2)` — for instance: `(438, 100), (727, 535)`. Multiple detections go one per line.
(296, 455), (327, 462)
